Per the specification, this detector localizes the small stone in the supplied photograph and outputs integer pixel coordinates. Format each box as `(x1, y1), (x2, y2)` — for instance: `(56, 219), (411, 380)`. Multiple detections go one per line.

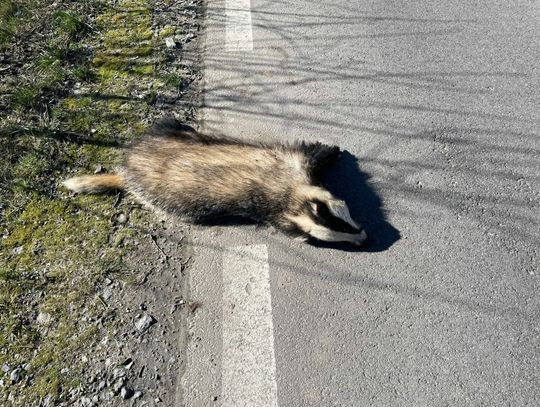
(10, 368), (22, 384)
(94, 164), (103, 174)
(2, 364), (10, 373)
(80, 396), (91, 406)
(69, 387), (80, 398)
(112, 378), (125, 394)
(11, 246), (23, 255)
(133, 391), (143, 399)
(139, 303), (147, 311)
(116, 213), (127, 224)
(165, 37), (176, 48)
(120, 386), (134, 399)
(135, 314), (156, 333)
(112, 367), (126, 379)
(121, 358), (133, 370)
(97, 380), (106, 391)
(101, 287), (113, 301)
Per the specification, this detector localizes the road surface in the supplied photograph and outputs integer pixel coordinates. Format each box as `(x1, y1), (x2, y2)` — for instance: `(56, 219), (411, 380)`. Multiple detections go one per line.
(179, 0), (540, 406)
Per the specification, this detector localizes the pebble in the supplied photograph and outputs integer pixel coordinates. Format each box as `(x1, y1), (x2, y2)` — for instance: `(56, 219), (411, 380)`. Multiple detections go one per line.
(10, 368), (21, 384)
(112, 367), (126, 379)
(120, 386), (134, 399)
(11, 246), (23, 255)
(165, 37), (176, 48)
(122, 358), (134, 370)
(112, 378), (125, 394)
(101, 287), (113, 301)
(117, 213), (127, 224)
(133, 391), (143, 399)
(135, 314), (156, 333)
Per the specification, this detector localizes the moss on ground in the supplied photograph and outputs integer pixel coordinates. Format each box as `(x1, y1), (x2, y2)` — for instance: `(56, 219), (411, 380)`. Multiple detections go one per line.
(0, 0), (192, 404)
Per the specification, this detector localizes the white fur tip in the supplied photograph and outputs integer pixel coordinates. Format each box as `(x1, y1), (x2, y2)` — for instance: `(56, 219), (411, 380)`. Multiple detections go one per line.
(62, 177), (83, 193)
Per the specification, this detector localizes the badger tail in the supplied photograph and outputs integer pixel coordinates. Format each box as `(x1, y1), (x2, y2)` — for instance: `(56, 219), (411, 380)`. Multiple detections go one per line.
(62, 173), (124, 194)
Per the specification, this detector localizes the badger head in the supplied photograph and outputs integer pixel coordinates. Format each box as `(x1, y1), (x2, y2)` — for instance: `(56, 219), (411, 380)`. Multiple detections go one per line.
(281, 185), (367, 246)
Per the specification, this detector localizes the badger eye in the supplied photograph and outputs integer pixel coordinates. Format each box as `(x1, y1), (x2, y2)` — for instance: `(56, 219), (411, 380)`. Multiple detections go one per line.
(309, 199), (362, 234)
(311, 200), (331, 218)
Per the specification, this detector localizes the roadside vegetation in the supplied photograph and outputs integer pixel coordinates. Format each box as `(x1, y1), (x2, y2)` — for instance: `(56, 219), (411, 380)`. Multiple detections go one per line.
(0, 0), (197, 404)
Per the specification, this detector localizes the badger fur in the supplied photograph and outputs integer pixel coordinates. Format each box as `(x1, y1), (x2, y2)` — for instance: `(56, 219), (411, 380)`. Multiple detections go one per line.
(63, 118), (367, 246)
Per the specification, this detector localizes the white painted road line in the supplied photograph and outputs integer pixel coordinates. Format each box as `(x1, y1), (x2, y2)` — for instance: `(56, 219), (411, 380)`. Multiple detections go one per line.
(225, 0), (253, 51)
(222, 244), (278, 407)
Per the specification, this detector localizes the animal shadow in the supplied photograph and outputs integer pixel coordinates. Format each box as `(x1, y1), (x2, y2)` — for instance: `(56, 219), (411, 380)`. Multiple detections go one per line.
(311, 150), (401, 252)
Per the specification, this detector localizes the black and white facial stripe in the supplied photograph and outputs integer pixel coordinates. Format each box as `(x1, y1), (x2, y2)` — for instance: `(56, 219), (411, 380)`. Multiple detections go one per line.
(311, 200), (361, 235)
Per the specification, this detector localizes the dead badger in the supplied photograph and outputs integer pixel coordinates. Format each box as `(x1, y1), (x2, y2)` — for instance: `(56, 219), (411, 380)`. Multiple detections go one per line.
(63, 118), (367, 246)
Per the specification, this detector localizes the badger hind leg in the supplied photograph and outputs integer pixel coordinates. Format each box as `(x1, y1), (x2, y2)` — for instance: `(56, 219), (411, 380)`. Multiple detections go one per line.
(151, 117), (198, 137)
(150, 117), (236, 145)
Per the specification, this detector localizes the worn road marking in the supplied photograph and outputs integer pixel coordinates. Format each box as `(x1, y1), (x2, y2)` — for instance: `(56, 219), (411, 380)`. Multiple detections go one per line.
(222, 244), (278, 406)
(225, 0), (253, 51)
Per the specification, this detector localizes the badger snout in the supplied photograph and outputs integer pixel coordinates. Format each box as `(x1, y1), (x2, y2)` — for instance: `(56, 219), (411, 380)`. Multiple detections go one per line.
(352, 229), (368, 246)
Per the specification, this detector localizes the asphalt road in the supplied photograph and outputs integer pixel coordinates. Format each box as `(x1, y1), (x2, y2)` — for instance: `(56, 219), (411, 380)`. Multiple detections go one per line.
(179, 1), (540, 406)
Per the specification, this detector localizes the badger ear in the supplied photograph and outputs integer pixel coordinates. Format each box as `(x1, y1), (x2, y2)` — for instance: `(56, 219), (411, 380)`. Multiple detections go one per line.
(296, 141), (341, 180)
